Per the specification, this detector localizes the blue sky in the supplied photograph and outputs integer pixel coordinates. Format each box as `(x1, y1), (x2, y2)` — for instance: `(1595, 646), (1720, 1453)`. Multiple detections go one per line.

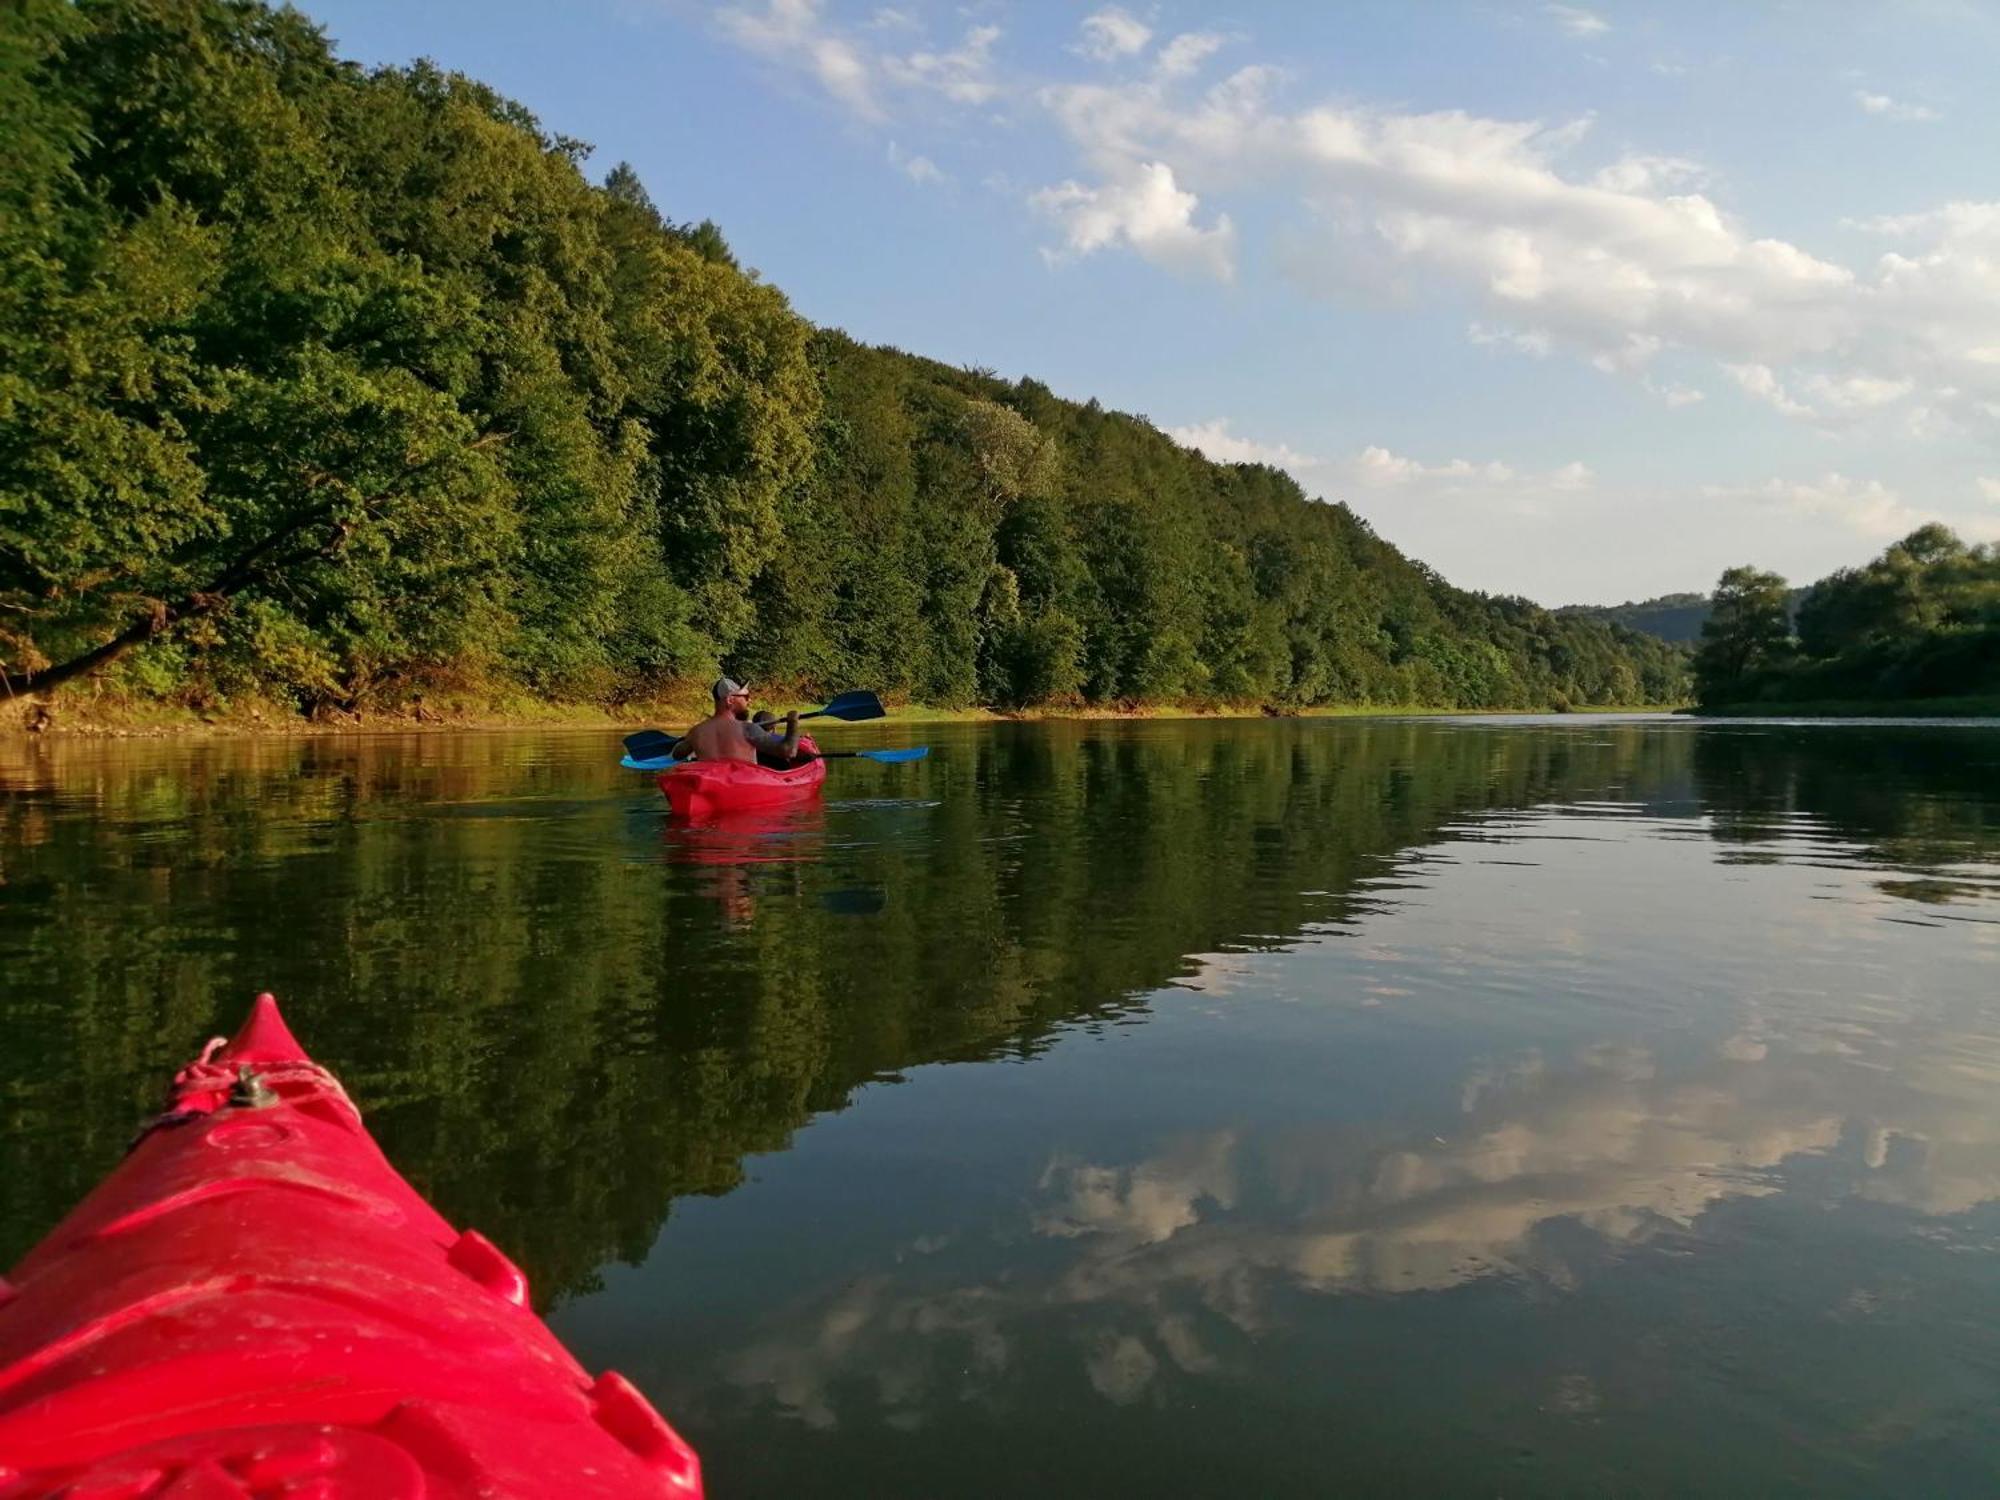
(304, 0), (2000, 604)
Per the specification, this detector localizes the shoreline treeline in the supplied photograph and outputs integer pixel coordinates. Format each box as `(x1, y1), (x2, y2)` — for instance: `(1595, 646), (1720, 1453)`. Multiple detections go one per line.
(1692, 526), (2000, 710)
(3, 0), (1687, 717)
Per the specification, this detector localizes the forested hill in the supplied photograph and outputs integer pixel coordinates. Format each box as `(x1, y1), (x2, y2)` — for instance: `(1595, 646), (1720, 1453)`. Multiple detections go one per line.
(1559, 589), (1814, 645)
(2, 0), (1686, 717)
(1558, 594), (1714, 644)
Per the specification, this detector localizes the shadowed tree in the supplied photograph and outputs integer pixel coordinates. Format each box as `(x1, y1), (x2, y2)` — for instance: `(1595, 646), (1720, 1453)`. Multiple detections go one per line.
(1693, 566), (1795, 704)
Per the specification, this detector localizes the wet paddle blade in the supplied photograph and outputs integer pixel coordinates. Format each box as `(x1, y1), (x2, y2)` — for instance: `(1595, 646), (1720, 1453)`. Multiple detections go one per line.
(622, 729), (677, 759)
(803, 691), (885, 723)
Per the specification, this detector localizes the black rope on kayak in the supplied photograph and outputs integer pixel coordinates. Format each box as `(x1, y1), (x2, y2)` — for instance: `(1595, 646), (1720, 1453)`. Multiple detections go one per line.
(127, 1035), (231, 1153)
(126, 1107), (206, 1153)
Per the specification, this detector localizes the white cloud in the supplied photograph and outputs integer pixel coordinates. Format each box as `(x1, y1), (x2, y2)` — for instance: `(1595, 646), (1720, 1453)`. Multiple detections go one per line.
(1469, 322), (1553, 357)
(717, 4), (2000, 448)
(883, 23), (1000, 105)
(1723, 363), (1915, 426)
(888, 141), (945, 185)
(1332, 446), (1607, 537)
(1351, 445), (1517, 488)
(1724, 362), (1816, 419)
(1156, 33), (1227, 81)
(1018, 42), (2000, 436)
(715, 3), (1001, 117)
(1978, 477), (2000, 504)
(718, 0), (884, 120)
(1645, 379), (1706, 407)
(1164, 419), (1319, 470)
(1802, 372), (1913, 412)
(1034, 161), (1237, 280)
(1545, 4), (1610, 38)
(1854, 90), (1941, 123)
(1076, 8), (1152, 61)
(1032, 77), (1892, 397)
(1590, 154), (1706, 195)
(1850, 201), (2000, 239)
(1162, 430), (1597, 520)
(1590, 333), (1665, 374)
(1701, 473), (1928, 541)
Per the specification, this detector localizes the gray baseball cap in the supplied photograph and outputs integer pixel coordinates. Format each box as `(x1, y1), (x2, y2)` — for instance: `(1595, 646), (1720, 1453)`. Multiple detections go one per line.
(711, 676), (750, 703)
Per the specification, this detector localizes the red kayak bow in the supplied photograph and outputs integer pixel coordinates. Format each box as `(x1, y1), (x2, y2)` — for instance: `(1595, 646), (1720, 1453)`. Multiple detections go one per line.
(0, 994), (702, 1498)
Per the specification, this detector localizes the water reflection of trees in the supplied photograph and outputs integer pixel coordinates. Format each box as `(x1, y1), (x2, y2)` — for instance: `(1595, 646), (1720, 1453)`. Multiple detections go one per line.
(4, 721), (1995, 1302)
(1692, 727), (2000, 895)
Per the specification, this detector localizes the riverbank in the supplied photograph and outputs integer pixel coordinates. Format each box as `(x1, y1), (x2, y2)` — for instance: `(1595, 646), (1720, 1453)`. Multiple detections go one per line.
(1688, 694), (2000, 719)
(1, 689), (1680, 739)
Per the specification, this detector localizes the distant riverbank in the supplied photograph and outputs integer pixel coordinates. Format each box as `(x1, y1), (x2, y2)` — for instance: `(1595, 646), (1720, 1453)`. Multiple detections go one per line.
(1688, 694), (2000, 719)
(3, 690), (1678, 740)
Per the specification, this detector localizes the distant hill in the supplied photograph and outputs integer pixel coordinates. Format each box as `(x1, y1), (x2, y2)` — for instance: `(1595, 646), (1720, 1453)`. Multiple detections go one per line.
(1560, 589), (1809, 644)
(1557, 594), (1713, 644)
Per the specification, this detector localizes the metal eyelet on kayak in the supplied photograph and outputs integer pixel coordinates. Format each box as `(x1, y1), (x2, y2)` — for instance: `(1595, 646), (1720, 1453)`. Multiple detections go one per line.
(230, 1065), (279, 1110)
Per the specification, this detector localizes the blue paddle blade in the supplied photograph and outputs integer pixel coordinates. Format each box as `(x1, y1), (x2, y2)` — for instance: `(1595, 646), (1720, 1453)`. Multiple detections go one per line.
(857, 746), (927, 763)
(812, 690), (886, 722)
(623, 729), (677, 757)
(620, 753), (677, 771)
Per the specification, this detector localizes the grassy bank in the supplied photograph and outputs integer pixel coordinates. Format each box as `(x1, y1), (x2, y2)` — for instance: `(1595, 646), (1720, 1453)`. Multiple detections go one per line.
(1686, 695), (2000, 719)
(3, 688), (1681, 739)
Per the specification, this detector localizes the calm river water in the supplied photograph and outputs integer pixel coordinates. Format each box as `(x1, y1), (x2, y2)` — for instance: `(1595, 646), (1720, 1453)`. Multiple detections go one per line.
(4, 716), (2000, 1495)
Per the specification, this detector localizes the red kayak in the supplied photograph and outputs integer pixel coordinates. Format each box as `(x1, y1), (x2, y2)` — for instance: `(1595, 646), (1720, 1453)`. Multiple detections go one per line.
(0, 994), (702, 1498)
(659, 738), (825, 819)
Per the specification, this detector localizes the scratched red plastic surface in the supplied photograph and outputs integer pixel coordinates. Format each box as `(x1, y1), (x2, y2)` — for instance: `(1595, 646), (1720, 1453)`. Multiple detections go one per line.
(0, 995), (702, 1498)
(659, 736), (825, 818)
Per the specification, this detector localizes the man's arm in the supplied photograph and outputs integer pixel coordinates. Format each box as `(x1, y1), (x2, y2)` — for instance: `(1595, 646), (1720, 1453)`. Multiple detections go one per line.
(745, 712), (803, 759)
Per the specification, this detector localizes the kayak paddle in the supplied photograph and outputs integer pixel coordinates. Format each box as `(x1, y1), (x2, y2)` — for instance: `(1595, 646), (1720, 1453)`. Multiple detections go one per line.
(799, 746), (928, 763)
(621, 690), (885, 767)
(621, 745), (926, 772)
(798, 690), (885, 723)
(622, 728), (679, 760)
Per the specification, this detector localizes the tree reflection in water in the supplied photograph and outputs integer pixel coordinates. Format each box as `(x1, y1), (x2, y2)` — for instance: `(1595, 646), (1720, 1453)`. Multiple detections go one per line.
(3, 718), (1999, 1495)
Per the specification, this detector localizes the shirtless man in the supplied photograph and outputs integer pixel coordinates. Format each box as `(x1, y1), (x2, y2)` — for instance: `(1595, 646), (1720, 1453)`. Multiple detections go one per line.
(672, 677), (802, 764)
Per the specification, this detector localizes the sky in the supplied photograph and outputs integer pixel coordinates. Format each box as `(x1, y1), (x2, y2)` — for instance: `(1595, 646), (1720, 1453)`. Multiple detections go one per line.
(302, 0), (2000, 606)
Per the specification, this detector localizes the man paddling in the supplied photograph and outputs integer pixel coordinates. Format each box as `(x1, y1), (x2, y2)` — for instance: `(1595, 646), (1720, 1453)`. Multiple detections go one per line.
(672, 677), (802, 764)
(749, 710), (802, 768)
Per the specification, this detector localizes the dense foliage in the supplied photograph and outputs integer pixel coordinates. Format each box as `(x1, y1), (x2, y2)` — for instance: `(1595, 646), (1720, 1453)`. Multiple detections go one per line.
(2, 0), (1686, 715)
(1693, 526), (2000, 707)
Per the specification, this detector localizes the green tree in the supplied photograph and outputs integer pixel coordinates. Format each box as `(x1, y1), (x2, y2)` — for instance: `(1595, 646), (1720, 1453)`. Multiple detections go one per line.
(1693, 566), (1794, 704)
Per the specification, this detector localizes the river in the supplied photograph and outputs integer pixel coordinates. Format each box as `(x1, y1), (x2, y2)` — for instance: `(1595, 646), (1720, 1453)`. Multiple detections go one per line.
(4, 716), (1999, 1494)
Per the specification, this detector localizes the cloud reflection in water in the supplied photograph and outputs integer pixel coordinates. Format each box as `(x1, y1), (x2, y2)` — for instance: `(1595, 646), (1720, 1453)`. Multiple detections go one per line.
(725, 1004), (2000, 1428)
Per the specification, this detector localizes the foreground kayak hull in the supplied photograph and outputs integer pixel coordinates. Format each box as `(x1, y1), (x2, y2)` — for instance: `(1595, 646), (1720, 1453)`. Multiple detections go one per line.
(658, 749), (826, 819)
(0, 994), (702, 1499)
